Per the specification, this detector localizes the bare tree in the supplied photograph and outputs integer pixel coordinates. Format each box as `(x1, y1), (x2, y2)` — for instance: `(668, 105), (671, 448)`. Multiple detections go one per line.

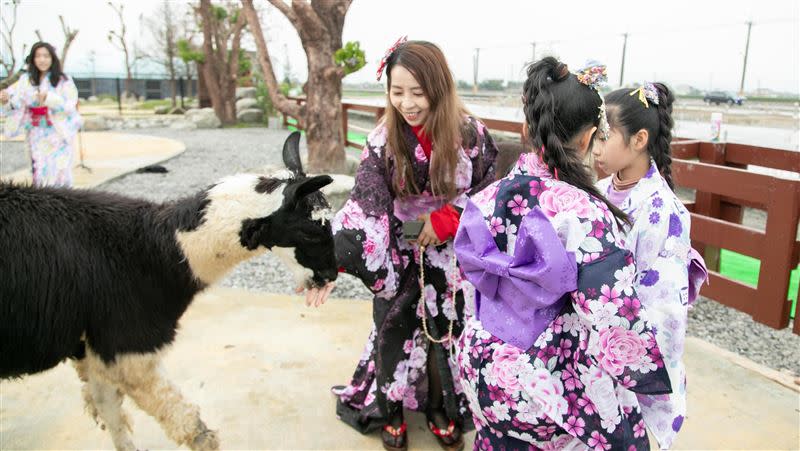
(196, 0), (247, 125)
(241, 0), (352, 172)
(107, 1), (134, 98)
(33, 16), (79, 68)
(142, 0), (179, 106)
(0, 0), (26, 89)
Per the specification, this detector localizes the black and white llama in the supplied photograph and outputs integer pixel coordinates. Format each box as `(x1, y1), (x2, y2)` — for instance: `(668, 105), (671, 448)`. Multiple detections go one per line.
(0, 132), (337, 450)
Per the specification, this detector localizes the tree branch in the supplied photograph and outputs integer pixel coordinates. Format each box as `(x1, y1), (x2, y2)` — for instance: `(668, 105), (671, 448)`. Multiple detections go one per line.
(240, 0), (301, 118)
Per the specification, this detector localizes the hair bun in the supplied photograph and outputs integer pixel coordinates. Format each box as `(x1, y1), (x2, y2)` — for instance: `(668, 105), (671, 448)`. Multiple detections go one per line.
(554, 63), (570, 81)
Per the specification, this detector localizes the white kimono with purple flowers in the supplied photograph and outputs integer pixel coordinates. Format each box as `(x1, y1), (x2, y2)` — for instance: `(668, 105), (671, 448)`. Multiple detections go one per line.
(1, 73), (82, 187)
(598, 161), (708, 449)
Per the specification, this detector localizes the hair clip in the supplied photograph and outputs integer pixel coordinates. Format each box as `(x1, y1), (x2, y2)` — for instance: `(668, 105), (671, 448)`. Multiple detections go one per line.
(575, 61), (607, 91)
(376, 36), (408, 81)
(598, 100), (610, 141)
(629, 81), (660, 108)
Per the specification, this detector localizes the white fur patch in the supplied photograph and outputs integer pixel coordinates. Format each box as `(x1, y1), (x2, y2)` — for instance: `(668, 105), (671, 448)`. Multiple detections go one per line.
(311, 207), (332, 225)
(176, 174), (282, 285)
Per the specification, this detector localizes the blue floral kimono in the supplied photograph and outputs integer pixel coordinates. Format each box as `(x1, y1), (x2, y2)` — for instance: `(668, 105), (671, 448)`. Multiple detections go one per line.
(1, 73), (82, 187)
(597, 162), (708, 449)
(454, 152), (672, 450)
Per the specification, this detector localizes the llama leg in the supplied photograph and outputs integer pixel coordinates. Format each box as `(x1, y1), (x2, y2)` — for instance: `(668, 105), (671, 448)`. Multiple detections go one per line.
(74, 358), (136, 451)
(112, 353), (219, 451)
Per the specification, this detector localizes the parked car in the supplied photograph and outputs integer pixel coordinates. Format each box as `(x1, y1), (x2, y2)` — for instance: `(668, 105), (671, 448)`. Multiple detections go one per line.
(703, 91), (745, 105)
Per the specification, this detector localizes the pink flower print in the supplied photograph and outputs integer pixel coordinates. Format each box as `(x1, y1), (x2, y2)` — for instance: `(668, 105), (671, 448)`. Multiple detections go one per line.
(482, 406), (499, 423)
(596, 327), (648, 376)
(529, 180), (542, 196)
(586, 287), (597, 297)
(577, 394), (596, 415)
(573, 291), (591, 314)
(590, 221), (605, 238)
(599, 285), (623, 307)
(564, 415), (586, 437)
(618, 374), (637, 389)
(534, 424), (556, 438)
(587, 431), (611, 450)
(538, 183), (595, 219)
(476, 437), (493, 451)
(556, 338), (573, 363)
(536, 345), (558, 362)
(403, 339), (414, 354)
(582, 252), (601, 263)
(414, 144), (428, 162)
(371, 278), (385, 291)
(633, 420), (647, 438)
(488, 216), (505, 237)
(562, 364), (583, 391)
(619, 297), (641, 321)
(363, 238), (377, 257)
(649, 341), (665, 368)
(487, 383), (510, 403)
(565, 392), (581, 417)
(391, 248), (401, 265)
(491, 344), (524, 392)
(507, 195), (530, 216)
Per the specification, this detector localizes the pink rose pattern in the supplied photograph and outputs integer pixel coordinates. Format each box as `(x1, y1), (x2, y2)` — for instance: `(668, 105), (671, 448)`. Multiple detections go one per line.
(333, 117), (498, 433)
(455, 153), (671, 449)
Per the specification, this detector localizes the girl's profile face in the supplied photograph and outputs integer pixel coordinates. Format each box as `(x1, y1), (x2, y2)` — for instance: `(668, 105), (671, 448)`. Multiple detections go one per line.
(34, 47), (53, 73)
(389, 65), (430, 127)
(592, 125), (641, 175)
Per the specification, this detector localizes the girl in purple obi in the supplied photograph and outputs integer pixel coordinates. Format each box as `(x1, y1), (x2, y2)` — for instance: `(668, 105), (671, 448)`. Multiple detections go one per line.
(453, 57), (672, 450)
(331, 39), (498, 450)
(594, 82), (708, 449)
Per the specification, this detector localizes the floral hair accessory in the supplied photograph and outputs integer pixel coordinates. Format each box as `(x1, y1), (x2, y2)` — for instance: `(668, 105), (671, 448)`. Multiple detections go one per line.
(597, 101), (610, 141)
(629, 81), (660, 108)
(575, 60), (607, 91)
(376, 35), (408, 81)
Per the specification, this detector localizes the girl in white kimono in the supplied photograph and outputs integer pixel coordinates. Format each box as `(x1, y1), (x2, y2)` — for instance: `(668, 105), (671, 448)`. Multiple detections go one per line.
(593, 82), (708, 449)
(1, 42), (82, 187)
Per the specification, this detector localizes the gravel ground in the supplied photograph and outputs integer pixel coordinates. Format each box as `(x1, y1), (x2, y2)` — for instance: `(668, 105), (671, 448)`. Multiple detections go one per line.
(2, 126), (797, 376)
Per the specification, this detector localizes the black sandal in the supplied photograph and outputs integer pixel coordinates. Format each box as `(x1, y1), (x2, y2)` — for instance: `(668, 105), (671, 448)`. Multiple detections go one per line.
(381, 422), (408, 451)
(426, 410), (464, 451)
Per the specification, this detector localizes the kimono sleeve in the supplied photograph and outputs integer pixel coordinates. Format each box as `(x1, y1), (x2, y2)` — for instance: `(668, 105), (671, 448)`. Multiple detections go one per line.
(571, 245), (673, 395)
(44, 76), (79, 115)
(1, 75), (28, 138)
(332, 134), (403, 299)
(450, 118), (499, 210)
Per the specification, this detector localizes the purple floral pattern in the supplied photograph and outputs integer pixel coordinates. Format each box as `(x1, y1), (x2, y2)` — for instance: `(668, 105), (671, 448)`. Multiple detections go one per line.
(332, 117), (498, 433)
(597, 160), (708, 449)
(455, 152), (671, 449)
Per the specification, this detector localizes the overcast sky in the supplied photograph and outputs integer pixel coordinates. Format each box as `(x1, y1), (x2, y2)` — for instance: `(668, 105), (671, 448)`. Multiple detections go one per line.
(3, 0), (798, 93)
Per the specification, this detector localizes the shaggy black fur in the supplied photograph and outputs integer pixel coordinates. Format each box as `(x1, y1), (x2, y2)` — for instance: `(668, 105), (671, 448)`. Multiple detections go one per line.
(0, 184), (209, 377)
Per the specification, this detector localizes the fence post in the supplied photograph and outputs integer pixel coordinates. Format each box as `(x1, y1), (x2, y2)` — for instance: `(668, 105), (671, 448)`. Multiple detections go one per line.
(179, 77), (186, 110)
(115, 78), (122, 115)
(693, 142), (727, 271)
(342, 104), (349, 147)
(756, 178), (800, 329)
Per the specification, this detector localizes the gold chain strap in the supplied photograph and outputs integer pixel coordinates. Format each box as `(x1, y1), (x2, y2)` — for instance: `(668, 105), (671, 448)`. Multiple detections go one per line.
(418, 245), (457, 344)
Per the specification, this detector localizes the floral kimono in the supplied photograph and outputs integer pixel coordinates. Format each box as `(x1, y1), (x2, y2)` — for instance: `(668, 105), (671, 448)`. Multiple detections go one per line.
(1, 73), (82, 187)
(453, 152), (672, 450)
(331, 116), (498, 433)
(597, 162), (708, 449)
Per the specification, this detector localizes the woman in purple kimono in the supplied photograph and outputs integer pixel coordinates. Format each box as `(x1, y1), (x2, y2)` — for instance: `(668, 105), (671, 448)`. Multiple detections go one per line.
(331, 39), (498, 450)
(453, 58), (672, 450)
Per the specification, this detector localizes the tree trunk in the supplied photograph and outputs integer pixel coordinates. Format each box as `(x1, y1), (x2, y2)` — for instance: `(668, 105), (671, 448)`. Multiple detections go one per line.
(240, 0), (350, 172)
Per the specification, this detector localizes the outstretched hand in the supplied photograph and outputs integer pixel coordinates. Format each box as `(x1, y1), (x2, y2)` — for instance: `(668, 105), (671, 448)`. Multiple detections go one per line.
(296, 282), (335, 308)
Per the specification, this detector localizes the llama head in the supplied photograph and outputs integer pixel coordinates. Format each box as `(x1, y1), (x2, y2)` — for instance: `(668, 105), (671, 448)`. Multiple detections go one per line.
(176, 132), (337, 289)
(238, 132), (338, 289)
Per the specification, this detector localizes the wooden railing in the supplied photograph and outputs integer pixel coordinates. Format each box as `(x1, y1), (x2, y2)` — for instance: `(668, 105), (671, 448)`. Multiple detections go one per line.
(282, 97), (800, 333)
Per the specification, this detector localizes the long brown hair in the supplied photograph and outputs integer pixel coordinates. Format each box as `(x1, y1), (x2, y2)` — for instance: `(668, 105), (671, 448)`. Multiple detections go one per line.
(382, 41), (469, 199)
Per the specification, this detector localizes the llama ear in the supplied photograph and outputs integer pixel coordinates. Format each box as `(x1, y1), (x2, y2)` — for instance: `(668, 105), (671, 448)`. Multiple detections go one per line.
(282, 131), (304, 177)
(239, 217), (272, 250)
(292, 175), (333, 203)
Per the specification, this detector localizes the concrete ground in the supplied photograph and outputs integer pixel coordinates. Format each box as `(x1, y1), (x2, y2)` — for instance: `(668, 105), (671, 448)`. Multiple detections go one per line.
(1, 287), (798, 450)
(1, 131), (185, 188)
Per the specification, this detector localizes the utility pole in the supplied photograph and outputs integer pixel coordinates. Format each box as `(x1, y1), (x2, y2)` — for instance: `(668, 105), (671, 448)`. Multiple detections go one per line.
(739, 21), (753, 95)
(619, 32), (628, 87)
(472, 48), (480, 94)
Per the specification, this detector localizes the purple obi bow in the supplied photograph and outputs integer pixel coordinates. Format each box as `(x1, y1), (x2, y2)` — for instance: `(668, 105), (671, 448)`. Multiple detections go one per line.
(454, 202), (578, 350)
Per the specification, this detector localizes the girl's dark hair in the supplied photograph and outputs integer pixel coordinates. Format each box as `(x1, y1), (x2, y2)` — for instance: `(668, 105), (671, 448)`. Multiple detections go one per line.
(605, 83), (676, 190)
(522, 56), (629, 226)
(26, 42), (66, 88)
